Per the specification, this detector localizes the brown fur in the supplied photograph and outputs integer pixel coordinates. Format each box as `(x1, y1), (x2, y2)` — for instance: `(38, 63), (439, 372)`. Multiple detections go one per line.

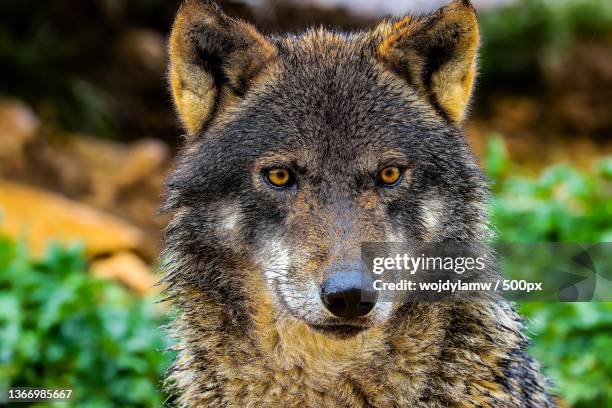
(167, 284), (550, 406)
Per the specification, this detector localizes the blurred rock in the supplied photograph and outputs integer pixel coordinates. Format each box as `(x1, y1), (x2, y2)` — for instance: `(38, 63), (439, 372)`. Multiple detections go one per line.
(116, 138), (170, 187)
(0, 99), (40, 170)
(3, 130), (171, 261)
(34, 135), (94, 197)
(91, 251), (158, 295)
(65, 134), (130, 205)
(0, 180), (145, 257)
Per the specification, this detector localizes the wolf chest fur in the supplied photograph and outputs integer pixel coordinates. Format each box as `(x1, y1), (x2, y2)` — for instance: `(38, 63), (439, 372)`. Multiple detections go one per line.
(162, 0), (557, 406)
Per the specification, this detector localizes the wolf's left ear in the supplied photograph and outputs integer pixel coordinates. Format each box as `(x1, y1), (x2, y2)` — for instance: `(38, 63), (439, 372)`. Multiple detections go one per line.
(374, 0), (479, 124)
(169, 0), (276, 136)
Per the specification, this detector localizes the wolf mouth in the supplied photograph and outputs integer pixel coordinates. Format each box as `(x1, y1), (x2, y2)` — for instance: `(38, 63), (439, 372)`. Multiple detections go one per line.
(307, 323), (369, 338)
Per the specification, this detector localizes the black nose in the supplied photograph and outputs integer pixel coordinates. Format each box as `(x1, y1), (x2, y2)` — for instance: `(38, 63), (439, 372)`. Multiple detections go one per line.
(321, 266), (378, 318)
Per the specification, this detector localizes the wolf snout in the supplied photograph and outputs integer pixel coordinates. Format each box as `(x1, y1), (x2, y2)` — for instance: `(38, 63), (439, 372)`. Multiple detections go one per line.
(320, 265), (378, 318)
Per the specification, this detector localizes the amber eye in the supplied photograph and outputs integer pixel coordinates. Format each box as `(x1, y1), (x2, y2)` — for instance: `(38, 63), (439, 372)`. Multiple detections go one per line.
(264, 168), (294, 188)
(379, 166), (403, 186)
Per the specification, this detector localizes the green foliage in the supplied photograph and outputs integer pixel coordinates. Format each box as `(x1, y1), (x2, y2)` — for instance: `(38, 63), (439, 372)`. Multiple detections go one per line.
(482, 133), (510, 181)
(487, 137), (612, 242)
(0, 240), (174, 407)
(520, 303), (612, 406)
(485, 136), (612, 407)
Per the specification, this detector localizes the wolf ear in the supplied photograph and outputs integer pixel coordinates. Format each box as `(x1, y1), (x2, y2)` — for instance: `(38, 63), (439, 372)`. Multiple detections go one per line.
(375, 0), (479, 124)
(169, 0), (276, 136)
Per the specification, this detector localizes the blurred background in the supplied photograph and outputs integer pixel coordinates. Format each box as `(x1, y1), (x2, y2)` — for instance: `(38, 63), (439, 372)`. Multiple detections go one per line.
(0, 0), (611, 406)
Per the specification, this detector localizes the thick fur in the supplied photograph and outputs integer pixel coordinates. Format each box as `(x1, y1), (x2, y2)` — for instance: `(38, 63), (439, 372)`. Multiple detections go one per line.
(162, 0), (556, 406)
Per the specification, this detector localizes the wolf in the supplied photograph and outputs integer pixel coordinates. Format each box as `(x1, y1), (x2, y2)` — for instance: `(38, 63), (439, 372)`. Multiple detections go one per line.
(161, 0), (556, 406)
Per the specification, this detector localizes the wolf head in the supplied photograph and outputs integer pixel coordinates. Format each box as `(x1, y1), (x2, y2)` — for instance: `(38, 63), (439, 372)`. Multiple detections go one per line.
(163, 0), (488, 339)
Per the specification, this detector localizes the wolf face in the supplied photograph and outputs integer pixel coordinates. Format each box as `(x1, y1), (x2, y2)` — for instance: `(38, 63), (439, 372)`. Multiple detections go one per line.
(163, 3), (557, 406)
(163, 0), (487, 339)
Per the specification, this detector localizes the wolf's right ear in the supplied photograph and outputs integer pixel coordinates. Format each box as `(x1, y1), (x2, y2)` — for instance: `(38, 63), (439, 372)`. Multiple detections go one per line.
(169, 0), (276, 136)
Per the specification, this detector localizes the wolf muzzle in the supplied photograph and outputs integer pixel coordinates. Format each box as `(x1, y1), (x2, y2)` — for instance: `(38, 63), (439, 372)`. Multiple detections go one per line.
(320, 262), (378, 318)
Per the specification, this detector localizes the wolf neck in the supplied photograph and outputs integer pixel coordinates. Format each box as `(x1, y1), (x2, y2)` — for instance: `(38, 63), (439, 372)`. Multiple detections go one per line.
(170, 288), (525, 407)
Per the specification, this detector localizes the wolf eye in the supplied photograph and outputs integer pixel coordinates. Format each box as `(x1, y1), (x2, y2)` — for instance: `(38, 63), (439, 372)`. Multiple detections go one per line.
(264, 168), (295, 188)
(379, 166), (403, 186)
